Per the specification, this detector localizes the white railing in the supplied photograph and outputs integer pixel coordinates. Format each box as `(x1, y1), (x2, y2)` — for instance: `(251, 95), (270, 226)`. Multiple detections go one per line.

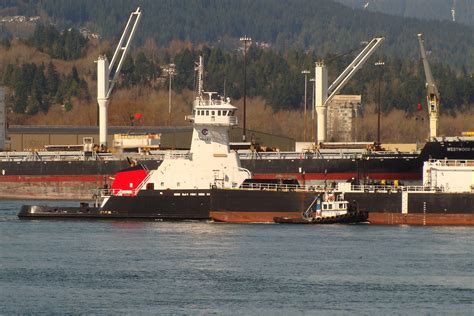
(92, 181), (444, 199)
(347, 184), (441, 192)
(427, 159), (474, 167)
(198, 99), (229, 106)
(164, 152), (192, 160)
(234, 182), (443, 193)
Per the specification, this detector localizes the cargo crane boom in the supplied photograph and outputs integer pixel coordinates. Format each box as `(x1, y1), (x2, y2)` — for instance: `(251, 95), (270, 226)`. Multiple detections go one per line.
(315, 37), (384, 143)
(97, 7), (142, 148)
(417, 33), (439, 139)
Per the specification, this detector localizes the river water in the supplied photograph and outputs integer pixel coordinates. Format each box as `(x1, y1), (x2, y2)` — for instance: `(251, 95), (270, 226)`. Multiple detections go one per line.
(1, 200), (473, 315)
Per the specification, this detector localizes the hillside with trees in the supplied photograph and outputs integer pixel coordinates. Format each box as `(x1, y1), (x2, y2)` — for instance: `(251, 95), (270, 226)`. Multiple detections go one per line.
(0, 2), (472, 142)
(2, 0), (473, 71)
(335, 0), (474, 27)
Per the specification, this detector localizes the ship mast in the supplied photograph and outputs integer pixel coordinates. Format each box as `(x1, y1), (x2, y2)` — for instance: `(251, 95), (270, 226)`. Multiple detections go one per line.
(197, 56), (204, 97)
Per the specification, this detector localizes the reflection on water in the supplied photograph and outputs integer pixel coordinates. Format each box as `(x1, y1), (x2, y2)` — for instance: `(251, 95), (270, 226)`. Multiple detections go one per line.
(1, 200), (473, 314)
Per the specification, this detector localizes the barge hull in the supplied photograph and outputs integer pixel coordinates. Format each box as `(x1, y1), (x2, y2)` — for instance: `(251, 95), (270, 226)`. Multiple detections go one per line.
(210, 189), (474, 225)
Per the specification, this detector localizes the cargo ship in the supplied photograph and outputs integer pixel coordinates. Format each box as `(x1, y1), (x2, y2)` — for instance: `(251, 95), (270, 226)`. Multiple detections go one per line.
(3, 135), (474, 199)
(3, 26), (474, 200)
(19, 61), (474, 225)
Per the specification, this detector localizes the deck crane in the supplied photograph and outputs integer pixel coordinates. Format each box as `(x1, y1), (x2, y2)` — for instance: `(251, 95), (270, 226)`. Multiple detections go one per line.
(417, 33), (439, 139)
(315, 37), (384, 143)
(97, 7), (142, 148)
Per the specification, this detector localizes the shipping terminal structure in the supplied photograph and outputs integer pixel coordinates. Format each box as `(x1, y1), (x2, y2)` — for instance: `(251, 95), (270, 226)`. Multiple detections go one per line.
(19, 57), (474, 225)
(2, 25), (474, 200)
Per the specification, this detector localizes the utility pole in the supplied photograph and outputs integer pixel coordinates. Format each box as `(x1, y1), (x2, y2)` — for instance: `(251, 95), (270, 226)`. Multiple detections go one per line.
(301, 70), (310, 142)
(310, 78), (315, 143)
(166, 63), (176, 126)
(240, 35), (251, 142)
(375, 61), (385, 144)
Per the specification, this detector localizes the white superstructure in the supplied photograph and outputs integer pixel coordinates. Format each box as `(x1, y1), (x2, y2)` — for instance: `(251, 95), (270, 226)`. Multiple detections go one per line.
(143, 57), (251, 190)
(423, 159), (474, 193)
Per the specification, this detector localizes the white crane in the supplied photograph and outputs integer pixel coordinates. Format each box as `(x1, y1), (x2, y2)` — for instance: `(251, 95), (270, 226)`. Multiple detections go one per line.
(452, 0), (456, 22)
(417, 33), (440, 139)
(314, 37), (385, 143)
(97, 7), (142, 148)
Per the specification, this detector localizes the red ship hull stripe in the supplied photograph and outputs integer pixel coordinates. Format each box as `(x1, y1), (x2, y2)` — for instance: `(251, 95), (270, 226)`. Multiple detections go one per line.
(0, 172), (420, 183)
(252, 172), (420, 180)
(0, 175), (110, 182)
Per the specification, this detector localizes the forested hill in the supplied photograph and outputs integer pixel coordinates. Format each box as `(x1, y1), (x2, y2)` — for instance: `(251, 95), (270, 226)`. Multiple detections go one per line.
(3, 0), (474, 71)
(335, 0), (474, 27)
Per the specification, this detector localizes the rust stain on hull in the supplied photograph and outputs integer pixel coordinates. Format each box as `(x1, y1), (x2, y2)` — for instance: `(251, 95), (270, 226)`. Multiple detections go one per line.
(368, 213), (474, 225)
(211, 211), (300, 223)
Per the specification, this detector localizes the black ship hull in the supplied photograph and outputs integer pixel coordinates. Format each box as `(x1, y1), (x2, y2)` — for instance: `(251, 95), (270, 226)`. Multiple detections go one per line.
(4, 138), (474, 199)
(19, 188), (474, 225)
(209, 189), (474, 225)
(19, 189), (211, 220)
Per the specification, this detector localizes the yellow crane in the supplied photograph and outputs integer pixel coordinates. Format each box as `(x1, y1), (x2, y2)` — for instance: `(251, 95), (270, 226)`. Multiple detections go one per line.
(417, 33), (440, 139)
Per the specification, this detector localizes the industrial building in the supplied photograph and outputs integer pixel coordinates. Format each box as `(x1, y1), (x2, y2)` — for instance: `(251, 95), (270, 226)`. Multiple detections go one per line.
(5, 125), (295, 152)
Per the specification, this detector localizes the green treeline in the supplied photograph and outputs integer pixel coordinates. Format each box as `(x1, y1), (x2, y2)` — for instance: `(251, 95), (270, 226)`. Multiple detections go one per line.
(10, 0), (474, 71)
(2, 62), (90, 114)
(1, 22), (473, 115)
(27, 24), (89, 60)
(335, 0), (474, 27)
(170, 46), (474, 113)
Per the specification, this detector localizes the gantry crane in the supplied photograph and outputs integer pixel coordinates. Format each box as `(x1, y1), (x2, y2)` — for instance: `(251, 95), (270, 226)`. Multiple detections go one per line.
(417, 33), (439, 139)
(97, 7), (142, 148)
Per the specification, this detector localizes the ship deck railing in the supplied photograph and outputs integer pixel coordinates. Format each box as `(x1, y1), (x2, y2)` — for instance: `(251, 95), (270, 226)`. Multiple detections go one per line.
(347, 184), (440, 193)
(236, 182), (442, 193)
(427, 159), (474, 167)
(0, 149), (422, 162)
(94, 188), (140, 197)
(0, 150), (166, 162)
(237, 150), (419, 160)
(93, 183), (444, 197)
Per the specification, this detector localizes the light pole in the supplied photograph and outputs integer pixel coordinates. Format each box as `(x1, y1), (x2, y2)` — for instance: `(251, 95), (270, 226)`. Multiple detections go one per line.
(309, 78), (315, 143)
(301, 70), (310, 142)
(240, 35), (251, 142)
(374, 61), (384, 144)
(166, 63), (176, 126)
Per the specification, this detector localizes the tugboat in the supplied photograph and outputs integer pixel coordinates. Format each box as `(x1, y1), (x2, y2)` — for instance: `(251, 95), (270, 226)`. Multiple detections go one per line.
(273, 192), (367, 224)
(19, 57), (251, 220)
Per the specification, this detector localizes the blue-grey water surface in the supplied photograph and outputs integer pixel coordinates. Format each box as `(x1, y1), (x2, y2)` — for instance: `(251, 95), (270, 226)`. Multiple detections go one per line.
(1, 200), (473, 315)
